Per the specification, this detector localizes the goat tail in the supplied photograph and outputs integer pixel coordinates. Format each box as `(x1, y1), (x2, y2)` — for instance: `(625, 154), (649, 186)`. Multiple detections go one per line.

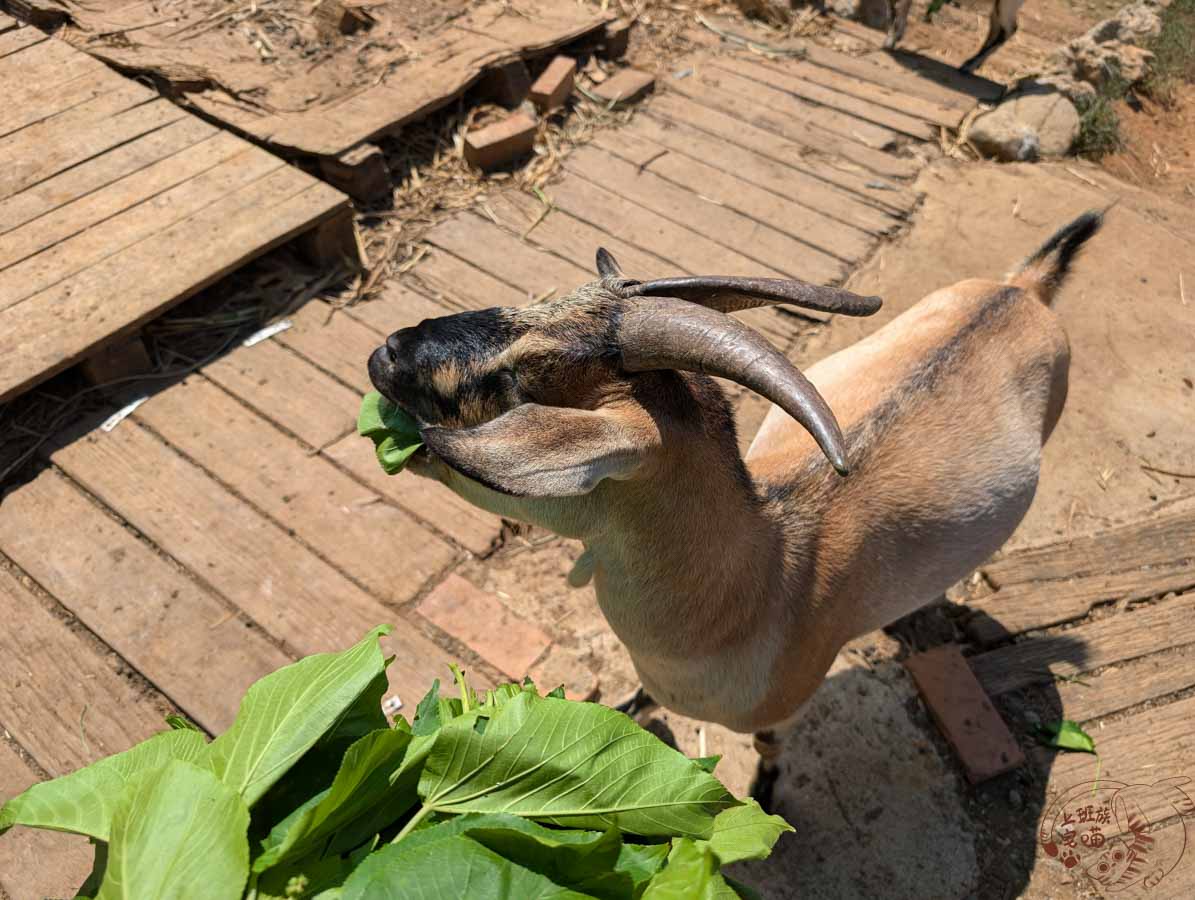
(1008, 209), (1104, 305)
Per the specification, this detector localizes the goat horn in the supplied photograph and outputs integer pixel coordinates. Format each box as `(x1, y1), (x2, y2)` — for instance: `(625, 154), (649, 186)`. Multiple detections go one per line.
(596, 247), (623, 279)
(619, 296), (851, 474)
(624, 276), (881, 318)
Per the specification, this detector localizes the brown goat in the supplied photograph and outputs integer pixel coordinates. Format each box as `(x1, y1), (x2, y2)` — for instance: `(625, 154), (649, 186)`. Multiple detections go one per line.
(368, 211), (1102, 802)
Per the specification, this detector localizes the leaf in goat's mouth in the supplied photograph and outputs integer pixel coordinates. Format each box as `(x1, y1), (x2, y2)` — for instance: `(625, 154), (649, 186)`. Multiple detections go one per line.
(358, 391), (423, 475)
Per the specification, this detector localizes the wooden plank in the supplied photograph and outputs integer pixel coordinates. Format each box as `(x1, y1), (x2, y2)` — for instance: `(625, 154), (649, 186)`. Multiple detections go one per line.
(591, 129), (871, 265)
(342, 281), (456, 336)
(274, 300), (379, 394)
(625, 111), (902, 235)
(0, 115), (214, 235)
(425, 212), (592, 298)
(969, 594), (1195, 696)
(132, 374), (473, 589)
(982, 501), (1195, 587)
(0, 81), (162, 197)
(646, 94), (916, 207)
(852, 49), (1004, 106)
(711, 56), (935, 141)
(0, 13), (18, 34)
(0, 742), (97, 900)
(0, 169), (347, 403)
(49, 419), (459, 705)
(0, 71), (109, 139)
(1044, 692), (1195, 785)
(0, 132), (251, 297)
(0, 565), (174, 776)
(487, 189), (805, 346)
(192, 8), (612, 158)
(1054, 644), (1195, 723)
(798, 44), (973, 111)
(542, 173), (812, 337)
(202, 338), (359, 449)
(0, 22), (45, 57)
(487, 189), (681, 281)
(407, 246), (529, 311)
(674, 62), (899, 151)
(0, 469), (289, 733)
(324, 431), (505, 559)
(566, 145), (839, 283)
(3, 41), (104, 116)
(966, 560), (1195, 645)
(748, 54), (964, 129)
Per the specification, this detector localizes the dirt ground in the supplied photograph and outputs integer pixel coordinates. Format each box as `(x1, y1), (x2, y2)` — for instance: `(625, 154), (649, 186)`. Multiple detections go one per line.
(1103, 83), (1195, 201)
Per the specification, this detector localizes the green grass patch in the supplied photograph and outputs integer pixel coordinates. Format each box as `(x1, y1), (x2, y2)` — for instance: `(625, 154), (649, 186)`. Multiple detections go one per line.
(1074, 71), (1130, 159)
(1142, 0), (1195, 106)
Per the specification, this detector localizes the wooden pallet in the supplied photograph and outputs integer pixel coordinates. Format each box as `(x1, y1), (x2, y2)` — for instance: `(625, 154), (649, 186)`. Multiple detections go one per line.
(8, 0), (610, 162)
(0, 25), (354, 404)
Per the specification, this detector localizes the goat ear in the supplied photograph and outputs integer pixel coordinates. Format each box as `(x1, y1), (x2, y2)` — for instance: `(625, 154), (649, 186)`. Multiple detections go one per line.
(421, 403), (649, 497)
(595, 247), (623, 279)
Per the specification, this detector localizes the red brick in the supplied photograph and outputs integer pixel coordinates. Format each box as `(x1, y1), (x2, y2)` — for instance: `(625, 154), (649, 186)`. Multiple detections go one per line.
(80, 333), (152, 386)
(904, 645), (1026, 784)
(463, 111), (539, 171)
(529, 56), (577, 113)
(592, 68), (654, 105)
(477, 59), (532, 107)
(417, 574), (551, 679)
(528, 645), (600, 702)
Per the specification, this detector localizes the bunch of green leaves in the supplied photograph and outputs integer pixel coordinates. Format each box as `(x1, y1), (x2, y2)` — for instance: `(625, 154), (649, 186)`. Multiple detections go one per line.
(1142, 0), (1195, 107)
(0, 627), (792, 899)
(358, 392), (423, 475)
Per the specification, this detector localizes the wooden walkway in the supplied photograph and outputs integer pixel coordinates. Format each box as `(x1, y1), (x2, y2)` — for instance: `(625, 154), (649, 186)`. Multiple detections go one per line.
(5, 25), (1190, 899)
(0, 23), (353, 404)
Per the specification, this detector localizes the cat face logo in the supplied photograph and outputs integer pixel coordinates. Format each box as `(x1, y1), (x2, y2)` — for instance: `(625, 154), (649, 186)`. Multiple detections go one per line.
(1039, 777), (1195, 892)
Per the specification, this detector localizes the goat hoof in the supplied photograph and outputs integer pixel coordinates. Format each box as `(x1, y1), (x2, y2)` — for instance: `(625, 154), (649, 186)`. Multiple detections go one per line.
(749, 761), (781, 814)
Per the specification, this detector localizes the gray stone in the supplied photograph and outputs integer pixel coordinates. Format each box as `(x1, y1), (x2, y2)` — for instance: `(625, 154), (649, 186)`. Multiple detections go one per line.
(1043, 0), (1169, 96)
(728, 656), (979, 899)
(968, 88), (1081, 162)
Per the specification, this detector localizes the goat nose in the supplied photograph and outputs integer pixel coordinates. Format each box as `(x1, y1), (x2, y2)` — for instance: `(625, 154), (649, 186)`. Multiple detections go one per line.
(385, 332), (403, 363)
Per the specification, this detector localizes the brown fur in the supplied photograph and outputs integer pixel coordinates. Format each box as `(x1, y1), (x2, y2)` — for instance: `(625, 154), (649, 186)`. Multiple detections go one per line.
(369, 216), (1098, 737)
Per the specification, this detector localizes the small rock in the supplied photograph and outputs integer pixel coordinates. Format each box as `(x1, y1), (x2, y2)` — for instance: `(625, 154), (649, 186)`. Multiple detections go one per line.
(591, 68), (655, 106)
(967, 87), (1080, 162)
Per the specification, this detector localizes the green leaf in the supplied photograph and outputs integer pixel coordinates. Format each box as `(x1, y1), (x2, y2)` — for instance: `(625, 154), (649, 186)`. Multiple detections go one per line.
(96, 760), (249, 900)
(546, 685), (567, 700)
(642, 839), (744, 900)
(722, 876), (763, 900)
(401, 813), (633, 899)
(339, 832), (594, 900)
(1035, 719), (1097, 754)
(255, 729), (415, 873)
(692, 756), (721, 774)
(699, 799), (792, 865)
(255, 841), (374, 900)
(204, 625), (392, 806)
(165, 715), (202, 732)
(418, 690), (735, 837)
(614, 843), (670, 897)
(411, 679), (443, 736)
(357, 392), (422, 476)
(0, 729), (206, 841)
(642, 839), (715, 899)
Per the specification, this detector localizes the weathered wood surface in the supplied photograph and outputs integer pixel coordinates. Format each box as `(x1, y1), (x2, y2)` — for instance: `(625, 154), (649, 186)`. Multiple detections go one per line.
(969, 594), (1195, 696)
(1053, 644), (1195, 724)
(0, 565), (174, 775)
(0, 469), (290, 734)
(0, 742), (97, 900)
(18, 0), (608, 160)
(0, 35), (351, 404)
(966, 499), (1195, 643)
